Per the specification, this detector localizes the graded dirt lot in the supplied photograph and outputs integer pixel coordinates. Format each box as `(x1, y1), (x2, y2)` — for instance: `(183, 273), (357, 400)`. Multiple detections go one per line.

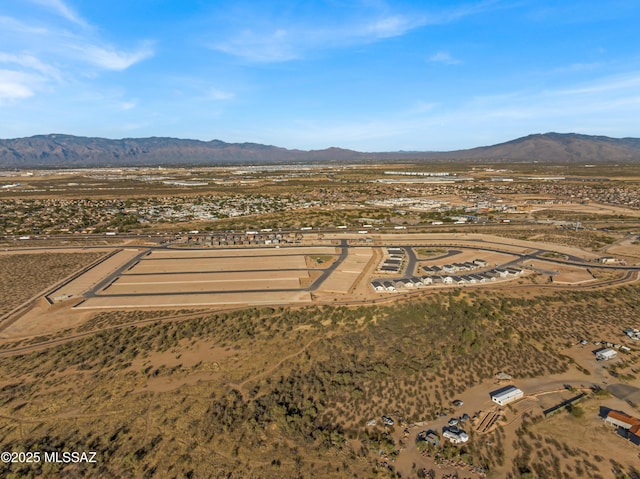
(48, 248), (142, 300)
(318, 247), (373, 294)
(105, 276), (304, 294)
(147, 246), (337, 258)
(335, 232), (603, 260)
(524, 259), (595, 283)
(605, 242), (640, 263)
(75, 290), (312, 308)
(536, 202), (640, 218)
(130, 255), (308, 273)
(416, 249), (518, 269)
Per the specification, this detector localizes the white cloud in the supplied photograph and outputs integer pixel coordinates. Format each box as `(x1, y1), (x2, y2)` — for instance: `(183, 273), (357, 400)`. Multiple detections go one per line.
(0, 52), (61, 81)
(28, 0), (88, 28)
(207, 87), (235, 101)
(0, 15), (51, 35)
(0, 70), (36, 101)
(210, 3), (496, 63)
(213, 29), (297, 63)
(0, 3), (155, 87)
(120, 100), (137, 110)
(211, 15), (420, 63)
(429, 51), (460, 65)
(364, 14), (417, 39)
(74, 42), (155, 71)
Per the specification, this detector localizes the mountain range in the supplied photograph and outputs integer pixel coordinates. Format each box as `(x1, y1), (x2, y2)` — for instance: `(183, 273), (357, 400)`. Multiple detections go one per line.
(0, 132), (639, 168)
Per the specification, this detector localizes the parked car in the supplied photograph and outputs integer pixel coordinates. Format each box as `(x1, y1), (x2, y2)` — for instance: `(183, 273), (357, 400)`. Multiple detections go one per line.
(382, 416), (394, 426)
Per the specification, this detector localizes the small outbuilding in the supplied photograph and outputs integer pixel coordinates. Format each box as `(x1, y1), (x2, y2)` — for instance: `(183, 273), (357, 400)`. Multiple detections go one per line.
(604, 410), (640, 445)
(490, 385), (524, 406)
(595, 348), (617, 361)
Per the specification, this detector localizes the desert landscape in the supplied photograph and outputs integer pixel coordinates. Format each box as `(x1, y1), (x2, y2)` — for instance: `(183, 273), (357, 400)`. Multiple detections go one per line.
(1, 162), (640, 478)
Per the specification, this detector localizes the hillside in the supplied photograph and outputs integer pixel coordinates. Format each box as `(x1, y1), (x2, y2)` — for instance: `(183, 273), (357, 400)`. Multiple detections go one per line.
(444, 132), (640, 162)
(0, 132), (639, 167)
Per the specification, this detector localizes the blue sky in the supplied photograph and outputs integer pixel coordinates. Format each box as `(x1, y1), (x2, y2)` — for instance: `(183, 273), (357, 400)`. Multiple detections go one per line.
(1, 0), (639, 151)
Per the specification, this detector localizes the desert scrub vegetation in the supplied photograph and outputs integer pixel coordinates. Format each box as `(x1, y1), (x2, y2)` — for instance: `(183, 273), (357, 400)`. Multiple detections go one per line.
(76, 308), (208, 332)
(1, 287), (639, 477)
(477, 226), (619, 251)
(0, 251), (103, 316)
(504, 416), (639, 479)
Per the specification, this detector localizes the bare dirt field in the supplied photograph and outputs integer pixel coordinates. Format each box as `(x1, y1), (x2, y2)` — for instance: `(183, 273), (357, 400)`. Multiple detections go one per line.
(48, 248), (142, 300)
(523, 259), (595, 283)
(105, 277), (304, 294)
(115, 270), (308, 284)
(148, 246), (337, 258)
(605, 242), (640, 263)
(318, 247), (373, 294)
(327, 232), (603, 260)
(535, 202), (640, 218)
(130, 255), (307, 273)
(0, 298), (94, 338)
(75, 290), (312, 308)
(416, 249), (518, 269)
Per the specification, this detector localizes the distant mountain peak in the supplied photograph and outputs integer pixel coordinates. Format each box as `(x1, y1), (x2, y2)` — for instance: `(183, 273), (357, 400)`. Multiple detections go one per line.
(0, 132), (638, 167)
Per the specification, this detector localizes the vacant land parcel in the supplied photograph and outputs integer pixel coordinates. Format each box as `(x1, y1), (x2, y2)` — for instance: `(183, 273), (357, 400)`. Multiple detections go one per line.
(77, 247), (338, 309)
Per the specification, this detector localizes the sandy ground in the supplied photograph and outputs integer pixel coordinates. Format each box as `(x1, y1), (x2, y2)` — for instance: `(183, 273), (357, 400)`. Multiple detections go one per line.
(48, 249), (142, 299)
(421, 249), (517, 265)
(105, 277), (303, 294)
(319, 247), (373, 294)
(326, 232), (602, 260)
(605, 242), (640, 264)
(0, 247), (115, 256)
(129, 255), (307, 273)
(415, 249), (519, 276)
(130, 342), (235, 394)
(535, 202), (640, 218)
(148, 246), (337, 258)
(0, 298), (94, 338)
(522, 259), (595, 283)
(116, 270), (308, 283)
(75, 291), (312, 309)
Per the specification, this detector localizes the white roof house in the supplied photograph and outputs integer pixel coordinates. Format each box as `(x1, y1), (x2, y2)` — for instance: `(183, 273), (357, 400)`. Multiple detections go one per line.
(595, 348), (617, 361)
(491, 386), (524, 406)
(443, 429), (469, 444)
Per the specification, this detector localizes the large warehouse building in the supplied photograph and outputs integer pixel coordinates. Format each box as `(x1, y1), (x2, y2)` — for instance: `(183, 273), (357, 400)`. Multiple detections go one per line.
(490, 385), (524, 406)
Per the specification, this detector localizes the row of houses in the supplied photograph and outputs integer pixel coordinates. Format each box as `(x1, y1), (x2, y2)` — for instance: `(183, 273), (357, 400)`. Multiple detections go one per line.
(184, 231), (301, 247)
(440, 267), (524, 283)
(371, 267), (524, 292)
(378, 247), (405, 273)
(423, 258), (488, 274)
